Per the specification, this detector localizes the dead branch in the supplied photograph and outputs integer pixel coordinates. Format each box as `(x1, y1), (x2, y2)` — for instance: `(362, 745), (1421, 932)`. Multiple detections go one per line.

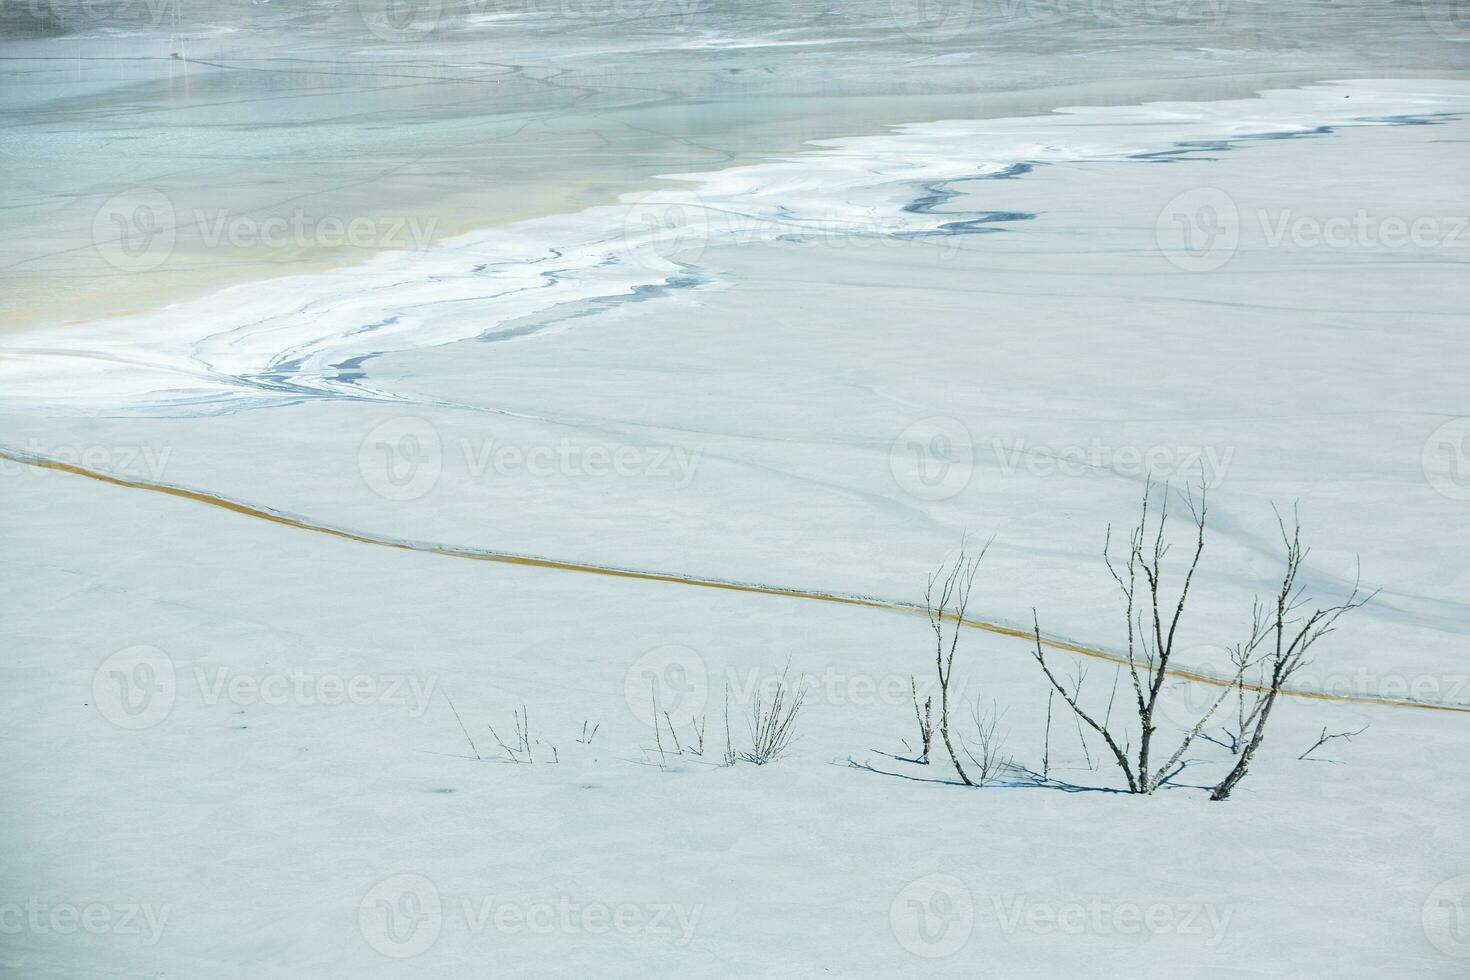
(1299, 723), (1370, 761)
(925, 538), (991, 786)
(1210, 509), (1375, 800)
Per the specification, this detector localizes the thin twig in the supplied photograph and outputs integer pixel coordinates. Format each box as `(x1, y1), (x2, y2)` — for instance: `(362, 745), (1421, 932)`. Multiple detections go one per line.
(444, 692), (480, 761)
(1298, 724), (1369, 760)
(651, 679), (667, 769)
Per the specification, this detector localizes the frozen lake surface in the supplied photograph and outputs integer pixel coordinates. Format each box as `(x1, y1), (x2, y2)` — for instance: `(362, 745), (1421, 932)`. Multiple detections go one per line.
(1, 2), (1469, 977)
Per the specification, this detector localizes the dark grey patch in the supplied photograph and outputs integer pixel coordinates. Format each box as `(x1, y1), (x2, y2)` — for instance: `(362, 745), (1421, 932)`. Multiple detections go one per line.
(901, 177), (1037, 238)
(897, 110), (1466, 244)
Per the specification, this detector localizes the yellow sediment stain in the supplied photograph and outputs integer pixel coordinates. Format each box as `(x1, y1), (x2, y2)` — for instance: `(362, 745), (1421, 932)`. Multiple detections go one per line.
(6, 446), (1466, 717)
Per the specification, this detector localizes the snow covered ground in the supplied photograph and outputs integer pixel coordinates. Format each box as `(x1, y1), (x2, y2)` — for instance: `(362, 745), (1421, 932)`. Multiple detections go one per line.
(2, 3), (1469, 977)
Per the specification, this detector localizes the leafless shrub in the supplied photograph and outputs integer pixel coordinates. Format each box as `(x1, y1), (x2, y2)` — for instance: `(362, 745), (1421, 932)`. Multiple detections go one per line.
(577, 721), (599, 745)
(960, 700), (1013, 786)
(1029, 482), (1372, 799)
(689, 714), (706, 757)
(907, 677), (933, 764)
(741, 660), (805, 765)
(1209, 510), (1374, 799)
(925, 540), (991, 786)
(487, 704), (535, 764)
(653, 705), (704, 759)
(1031, 481), (1246, 794)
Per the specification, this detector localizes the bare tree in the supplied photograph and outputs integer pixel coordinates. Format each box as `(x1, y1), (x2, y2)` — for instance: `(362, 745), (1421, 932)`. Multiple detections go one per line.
(1031, 481), (1245, 794)
(925, 540), (990, 786)
(1209, 510), (1374, 800)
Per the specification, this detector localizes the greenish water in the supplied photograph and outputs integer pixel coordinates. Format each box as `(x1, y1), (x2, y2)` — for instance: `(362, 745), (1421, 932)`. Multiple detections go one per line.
(1, 0), (1466, 329)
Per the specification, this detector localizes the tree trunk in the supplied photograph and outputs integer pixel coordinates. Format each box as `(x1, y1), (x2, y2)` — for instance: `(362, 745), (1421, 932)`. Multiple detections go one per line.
(1210, 692), (1277, 800)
